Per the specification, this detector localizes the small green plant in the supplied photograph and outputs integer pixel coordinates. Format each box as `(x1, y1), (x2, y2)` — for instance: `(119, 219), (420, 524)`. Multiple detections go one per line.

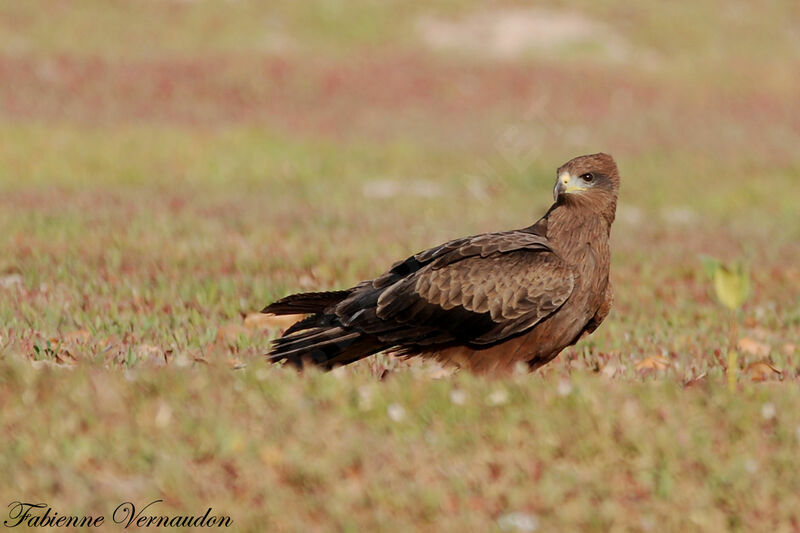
(703, 257), (751, 390)
(32, 339), (59, 361)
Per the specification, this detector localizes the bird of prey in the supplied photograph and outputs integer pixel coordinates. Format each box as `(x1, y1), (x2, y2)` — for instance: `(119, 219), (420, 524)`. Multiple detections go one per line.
(263, 153), (619, 373)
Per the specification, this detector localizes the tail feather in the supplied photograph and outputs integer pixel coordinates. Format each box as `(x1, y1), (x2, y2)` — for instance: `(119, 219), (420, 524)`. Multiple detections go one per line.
(262, 290), (351, 315)
(272, 326), (350, 352)
(267, 315), (384, 370)
(283, 313), (338, 336)
(265, 288), (389, 370)
(269, 329), (362, 360)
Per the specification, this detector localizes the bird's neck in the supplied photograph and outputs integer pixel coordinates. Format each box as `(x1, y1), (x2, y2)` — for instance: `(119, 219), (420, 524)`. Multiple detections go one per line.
(561, 193), (616, 225)
(535, 200), (613, 262)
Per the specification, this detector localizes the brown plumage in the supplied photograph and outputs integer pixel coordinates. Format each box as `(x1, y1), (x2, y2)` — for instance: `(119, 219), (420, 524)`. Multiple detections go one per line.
(264, 153), (619, 373)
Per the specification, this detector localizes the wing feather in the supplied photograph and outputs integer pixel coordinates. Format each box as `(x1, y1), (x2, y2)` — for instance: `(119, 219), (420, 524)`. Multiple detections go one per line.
(334, 230), (575, 346)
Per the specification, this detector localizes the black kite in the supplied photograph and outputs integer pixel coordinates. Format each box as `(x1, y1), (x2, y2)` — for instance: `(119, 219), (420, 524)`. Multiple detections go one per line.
(263, 153), (619, 373)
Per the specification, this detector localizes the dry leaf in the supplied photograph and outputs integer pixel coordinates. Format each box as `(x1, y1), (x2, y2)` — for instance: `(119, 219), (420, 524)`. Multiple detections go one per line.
(244, 312), (303, 331)
(683, 372), (707, 388)
(737, 337), (770, 357)
(54, 349), (78, 365)
(745, 361), (782, 382)
(228, 358), (246, 370)
(216, 323), (249, 343)
(44, 332), (88, 364)
(64, 330), (92, 344)
(635, 356), (670, 372)
(136, 344), (167, 366)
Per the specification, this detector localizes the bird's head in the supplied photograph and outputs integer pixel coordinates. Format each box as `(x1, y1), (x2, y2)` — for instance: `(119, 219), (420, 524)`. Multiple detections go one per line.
(553, 153), (620, 220)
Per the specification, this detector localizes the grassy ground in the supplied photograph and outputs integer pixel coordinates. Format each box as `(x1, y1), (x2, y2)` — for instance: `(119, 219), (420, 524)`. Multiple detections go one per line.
(2, 1), (800, 531)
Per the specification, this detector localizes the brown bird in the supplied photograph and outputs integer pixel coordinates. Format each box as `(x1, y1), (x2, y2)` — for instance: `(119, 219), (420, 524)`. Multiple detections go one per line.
(264, 153), (619, 373)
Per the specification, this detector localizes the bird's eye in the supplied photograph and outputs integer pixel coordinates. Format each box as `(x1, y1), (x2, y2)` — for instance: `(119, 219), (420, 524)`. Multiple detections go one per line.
(580, 173), (594, 182)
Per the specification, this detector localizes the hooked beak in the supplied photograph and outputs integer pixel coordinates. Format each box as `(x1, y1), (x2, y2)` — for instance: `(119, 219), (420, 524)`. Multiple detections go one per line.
(553, 172), (584, 200)
(554, 173), (570, 200)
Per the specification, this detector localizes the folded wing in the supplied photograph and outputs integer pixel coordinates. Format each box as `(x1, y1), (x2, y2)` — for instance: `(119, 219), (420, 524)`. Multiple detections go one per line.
(335, 231), (575, 347)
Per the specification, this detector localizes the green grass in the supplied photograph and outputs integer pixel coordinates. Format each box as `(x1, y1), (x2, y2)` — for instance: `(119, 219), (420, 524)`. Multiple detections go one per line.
(3, 362), (800, 530)
(2, 1), (800, 531)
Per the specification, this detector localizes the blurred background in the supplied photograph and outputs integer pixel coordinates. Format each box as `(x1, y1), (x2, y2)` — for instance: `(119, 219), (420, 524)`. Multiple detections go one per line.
(1, 2), (800, 530)
(1, 0), (798, 349)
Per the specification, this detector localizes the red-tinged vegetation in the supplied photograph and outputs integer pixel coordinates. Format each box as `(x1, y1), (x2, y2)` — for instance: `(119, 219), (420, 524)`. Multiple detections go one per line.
(1, 1), (800, 531)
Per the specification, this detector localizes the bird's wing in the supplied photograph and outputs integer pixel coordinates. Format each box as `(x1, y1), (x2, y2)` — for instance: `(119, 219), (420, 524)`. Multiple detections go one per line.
(335, 231), (574, 346)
